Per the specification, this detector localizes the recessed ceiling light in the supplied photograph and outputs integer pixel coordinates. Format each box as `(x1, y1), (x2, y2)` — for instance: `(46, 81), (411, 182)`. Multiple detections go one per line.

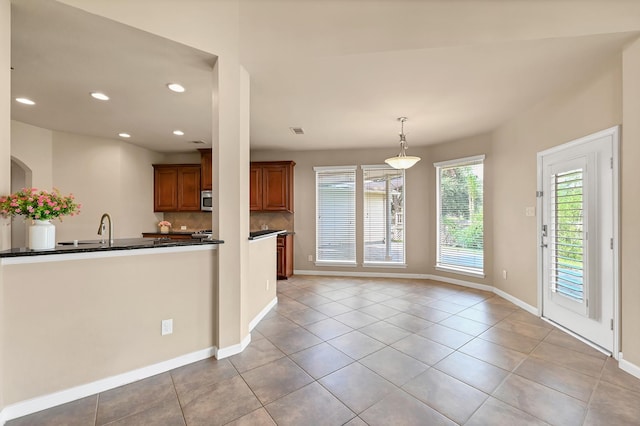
(173, 130), (185, 136)
(15, 97), (35, 105)
(118, 133), (131, 138)
(90, 92), (110, 101)
(167, 83), (185, 93)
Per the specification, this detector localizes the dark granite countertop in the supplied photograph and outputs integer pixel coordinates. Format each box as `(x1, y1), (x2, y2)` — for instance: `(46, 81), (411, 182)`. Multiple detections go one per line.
(141, 231), (197, 235)
(0, 237), (224, 259)
(249, 229), (285, 240)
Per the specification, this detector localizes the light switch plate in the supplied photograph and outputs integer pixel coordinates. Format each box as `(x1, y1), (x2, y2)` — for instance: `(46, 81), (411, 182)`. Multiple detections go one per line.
(161, 319), (173, 336)
(525, 206), (536, 217)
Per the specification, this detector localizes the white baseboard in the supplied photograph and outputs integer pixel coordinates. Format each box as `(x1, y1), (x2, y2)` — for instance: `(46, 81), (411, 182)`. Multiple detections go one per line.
(215, 333), (251, 360)
(619, 353), (640, 380)
(425, 274), (493, 293)
(294, 269), (431, 279)
(493, 287), (538, 315)
(294, 269), (494, 292)
(1, 346), (216, 423)
(249, 297), (277, 331)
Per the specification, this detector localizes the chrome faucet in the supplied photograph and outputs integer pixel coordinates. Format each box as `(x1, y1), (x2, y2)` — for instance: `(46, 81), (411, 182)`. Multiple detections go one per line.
(97, 213), (113, 246)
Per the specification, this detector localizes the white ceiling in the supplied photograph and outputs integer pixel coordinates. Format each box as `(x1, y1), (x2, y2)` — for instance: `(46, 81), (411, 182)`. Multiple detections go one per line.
(11, 0), (215, 152)
(10, 0), (640, 153)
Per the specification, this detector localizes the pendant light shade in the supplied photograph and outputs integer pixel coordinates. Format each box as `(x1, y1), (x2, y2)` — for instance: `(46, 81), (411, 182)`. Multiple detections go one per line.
(384, 117), (421, 169)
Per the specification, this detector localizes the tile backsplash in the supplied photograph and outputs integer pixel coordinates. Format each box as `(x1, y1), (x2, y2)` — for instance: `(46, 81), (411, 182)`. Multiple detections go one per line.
(250, 212), (294, 232)
(162, 211), (294, 233)
(163, 212), (213, 231)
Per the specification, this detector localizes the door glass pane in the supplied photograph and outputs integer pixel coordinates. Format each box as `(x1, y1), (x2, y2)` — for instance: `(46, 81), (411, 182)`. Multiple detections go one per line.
(550, 168), (584, 301)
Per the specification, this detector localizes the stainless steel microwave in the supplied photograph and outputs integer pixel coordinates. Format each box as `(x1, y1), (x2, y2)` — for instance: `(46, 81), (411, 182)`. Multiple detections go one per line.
(201, 190), (213, 211)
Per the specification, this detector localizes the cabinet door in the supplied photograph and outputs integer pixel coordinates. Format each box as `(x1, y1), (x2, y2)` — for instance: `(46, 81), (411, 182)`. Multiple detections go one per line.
(177, 166), (201, 211)
(154, 167), (178, 211)
(262, 164), (291, 211)
(199, 149), (213, 191)
(284, 234), (294, 277)
(277, 245), (285, 278)
(249, 165), (262, 211)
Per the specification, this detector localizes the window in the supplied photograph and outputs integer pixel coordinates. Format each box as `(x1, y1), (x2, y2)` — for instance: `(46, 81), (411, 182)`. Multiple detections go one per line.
(435, 155), (485, 276)
(315, 166), (357, 265)
(362, 165), (405, 265)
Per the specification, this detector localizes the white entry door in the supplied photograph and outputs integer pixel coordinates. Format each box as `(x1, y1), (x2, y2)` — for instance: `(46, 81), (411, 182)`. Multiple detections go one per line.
(538, 127), (618, 353)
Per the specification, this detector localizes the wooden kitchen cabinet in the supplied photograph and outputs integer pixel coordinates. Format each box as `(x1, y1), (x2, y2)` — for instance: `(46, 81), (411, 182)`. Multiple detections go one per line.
(199, 148), (213, 191)
(250, 161), (295, 212)
(277, 233), (294, 279)
(249, 165), (262, 211)
(153, 164), (201, 212)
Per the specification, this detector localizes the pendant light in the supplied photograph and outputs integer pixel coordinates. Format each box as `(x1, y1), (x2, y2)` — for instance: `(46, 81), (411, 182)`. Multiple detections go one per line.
(384, 117), (421, 169)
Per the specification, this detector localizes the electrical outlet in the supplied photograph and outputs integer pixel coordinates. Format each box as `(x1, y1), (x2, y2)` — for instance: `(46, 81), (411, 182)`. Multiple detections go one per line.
(180, 225), (187, 230)
(266, 279), (270, 290)
(308, 254), (313, 262)
(502, 270), (508, 280)
(161, 319), (173, 336)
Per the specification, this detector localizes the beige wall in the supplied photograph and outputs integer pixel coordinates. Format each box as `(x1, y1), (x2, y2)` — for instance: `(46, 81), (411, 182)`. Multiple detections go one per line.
(10, 120), (53, 190)
(246, 236), (277, 335)
(1, 0), (10, 252)
(621, 38), (640, 366)
(0, 0), (9, 413)
(491, 58), (622, 306)
(9, 123), (166, 243)
(1, 248), (217, 405)
(52, 130), (164, 242)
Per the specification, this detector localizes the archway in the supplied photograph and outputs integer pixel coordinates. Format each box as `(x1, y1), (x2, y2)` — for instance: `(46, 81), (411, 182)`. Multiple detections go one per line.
(10, 157), (32, 248)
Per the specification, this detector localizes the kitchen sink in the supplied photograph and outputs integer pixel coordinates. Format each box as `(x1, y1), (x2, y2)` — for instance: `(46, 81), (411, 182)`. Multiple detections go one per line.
(58, 241), (103, 246)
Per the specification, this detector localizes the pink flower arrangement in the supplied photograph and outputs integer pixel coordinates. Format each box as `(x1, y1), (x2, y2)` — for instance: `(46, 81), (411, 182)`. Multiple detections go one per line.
(158, 221), (172, 228)
(0, 188), (81, 221)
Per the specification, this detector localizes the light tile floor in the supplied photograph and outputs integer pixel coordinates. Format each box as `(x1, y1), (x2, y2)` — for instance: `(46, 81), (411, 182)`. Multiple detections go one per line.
(8, 276), (640, 425)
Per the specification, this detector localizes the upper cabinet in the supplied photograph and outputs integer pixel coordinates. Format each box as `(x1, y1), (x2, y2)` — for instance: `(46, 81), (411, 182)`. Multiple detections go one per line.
(199, 148), (213, 191)
(250, 161), (295, 212)
(153, 164), (201, 212)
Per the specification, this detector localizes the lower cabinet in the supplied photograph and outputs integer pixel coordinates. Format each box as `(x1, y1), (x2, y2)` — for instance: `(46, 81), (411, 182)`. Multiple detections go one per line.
(277, 234), (293, 279)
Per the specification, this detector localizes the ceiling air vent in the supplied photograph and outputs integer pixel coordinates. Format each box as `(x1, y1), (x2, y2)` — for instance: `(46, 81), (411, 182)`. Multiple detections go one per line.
(190, 140), (205, 145)
(289, 127), (305, 135)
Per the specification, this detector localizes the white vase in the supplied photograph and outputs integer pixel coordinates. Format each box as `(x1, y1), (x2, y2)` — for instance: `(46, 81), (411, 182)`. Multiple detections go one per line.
(29, 219), (56, 250)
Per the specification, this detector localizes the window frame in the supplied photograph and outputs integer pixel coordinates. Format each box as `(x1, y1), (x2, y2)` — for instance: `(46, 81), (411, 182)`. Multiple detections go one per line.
(434, 155), (486, 278)
(314, 165), (358, 267)
(361, 164), (407, 268)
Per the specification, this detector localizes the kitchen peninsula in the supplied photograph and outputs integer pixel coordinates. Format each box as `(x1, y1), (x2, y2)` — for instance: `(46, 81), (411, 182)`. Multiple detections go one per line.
(0, 239), (223, 411)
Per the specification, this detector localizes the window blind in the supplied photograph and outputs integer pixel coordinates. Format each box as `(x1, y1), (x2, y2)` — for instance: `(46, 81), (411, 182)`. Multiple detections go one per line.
(362, 166), (405, 264)
(550, 168), (585, 301)
(435, 156), (484, 275)
(315, 166), (357, 264)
